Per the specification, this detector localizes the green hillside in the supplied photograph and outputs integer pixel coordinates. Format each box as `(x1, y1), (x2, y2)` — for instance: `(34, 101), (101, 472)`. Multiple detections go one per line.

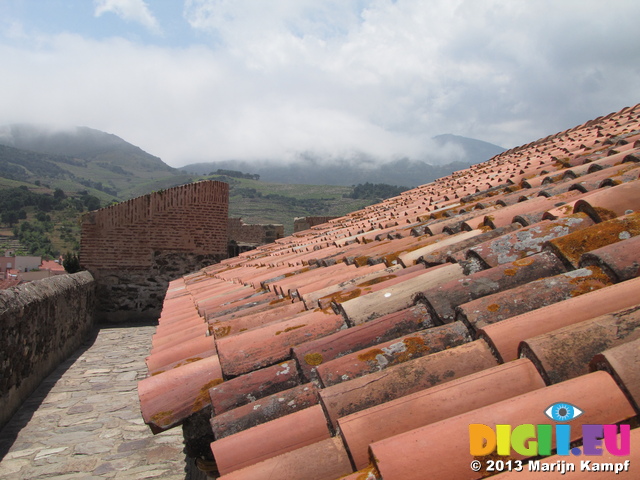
(0, 125), (404, 253)
(211, 175), (376, 235)
(0, 124), (179, 200)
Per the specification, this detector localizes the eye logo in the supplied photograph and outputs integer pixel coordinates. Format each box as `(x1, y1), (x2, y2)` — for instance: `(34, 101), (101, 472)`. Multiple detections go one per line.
(544, 402), (583, 422)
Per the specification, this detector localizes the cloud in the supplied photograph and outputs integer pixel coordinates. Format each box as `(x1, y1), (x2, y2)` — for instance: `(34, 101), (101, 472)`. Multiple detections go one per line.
(94, 0), (161, 34)
(1, 0), (639, 168)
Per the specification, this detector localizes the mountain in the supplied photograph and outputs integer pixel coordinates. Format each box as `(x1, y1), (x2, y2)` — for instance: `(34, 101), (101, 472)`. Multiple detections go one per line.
(181, 135), (506, 187)
(0, 124), (174, 173)
(0, 124), (189, 200)
(432, 134), (506, 165)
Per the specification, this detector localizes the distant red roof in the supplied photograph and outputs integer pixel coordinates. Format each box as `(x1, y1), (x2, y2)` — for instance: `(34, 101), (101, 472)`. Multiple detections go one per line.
(40, 259), (66, 272)
(0, 278), (21, 290)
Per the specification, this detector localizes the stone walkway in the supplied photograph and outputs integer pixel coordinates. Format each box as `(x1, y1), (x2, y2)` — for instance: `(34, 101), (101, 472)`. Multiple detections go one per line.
(0, 325), (188, 480)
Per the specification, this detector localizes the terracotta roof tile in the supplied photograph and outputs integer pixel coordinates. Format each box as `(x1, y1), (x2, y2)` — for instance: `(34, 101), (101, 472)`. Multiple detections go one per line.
(291, 303), (433, 382)
(478, 275), (640, 362)
(368, 371), (634, 480)
(210, 301), (306, 338)
(465, 213), (595, 269)
(216, 309), (345, 376)
(319, 339), (498, 429)
(579, 232), (640, 281)
(519, 303), (640, 384)
(419, 223), (520, 267)
(335, 263), (464, 325)
(210, 383), (320, 440)
(146, 335), (217, 375)
(215, 437), (352, 480)
(338, 358), (545, 469)
(545, 211), (640, 268)
(209, 361), (299, 415)
(316, 321), (471, 387)
(135, 103), (640, 477)
(456, 266), (613, 333)
(139, 355), (223, 433)
(316, 264), (425, 311)
(419, 251), (567, 323)
(574, 178), (640, 222)
(300, 263), (395, 309)
(210, 404), (331, 475)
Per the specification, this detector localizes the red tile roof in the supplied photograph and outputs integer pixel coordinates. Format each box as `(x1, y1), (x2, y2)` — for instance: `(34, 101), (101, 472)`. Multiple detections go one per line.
(138, 103), (640, 478)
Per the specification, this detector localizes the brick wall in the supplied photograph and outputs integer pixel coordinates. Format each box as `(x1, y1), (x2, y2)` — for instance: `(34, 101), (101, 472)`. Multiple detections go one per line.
(80, 181), (229, 322)
(0, 272), (95, 429)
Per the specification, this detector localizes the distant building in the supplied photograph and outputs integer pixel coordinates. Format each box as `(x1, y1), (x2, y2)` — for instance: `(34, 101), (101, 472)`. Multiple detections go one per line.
(15, 256), (41, 273)
(0, 254), (65, 288)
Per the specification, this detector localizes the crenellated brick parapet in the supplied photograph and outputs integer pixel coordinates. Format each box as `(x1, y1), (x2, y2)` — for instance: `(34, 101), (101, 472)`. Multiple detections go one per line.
(81, 181), (229, 322)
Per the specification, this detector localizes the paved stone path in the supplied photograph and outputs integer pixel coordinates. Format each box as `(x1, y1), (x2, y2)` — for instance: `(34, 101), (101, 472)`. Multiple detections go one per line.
(0, 325), (188, 479)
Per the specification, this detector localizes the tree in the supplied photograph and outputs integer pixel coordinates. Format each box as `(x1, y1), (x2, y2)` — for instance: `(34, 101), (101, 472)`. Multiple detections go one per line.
(1, 211), (19, 227)
(63, 252), (81, 273)
(81, 194), (101, 211)
(54, 188), (66, 201)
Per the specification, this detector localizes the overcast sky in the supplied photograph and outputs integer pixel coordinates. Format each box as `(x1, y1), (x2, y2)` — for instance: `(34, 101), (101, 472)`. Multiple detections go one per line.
(1, 0), (639, 167)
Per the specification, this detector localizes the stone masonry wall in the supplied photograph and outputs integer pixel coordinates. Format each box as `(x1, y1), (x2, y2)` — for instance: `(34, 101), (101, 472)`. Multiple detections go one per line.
(293, 216), (338, 233)
(0, 272), (96, 429)
(228, 218), (284, 245)
(80, 181), (229, 322)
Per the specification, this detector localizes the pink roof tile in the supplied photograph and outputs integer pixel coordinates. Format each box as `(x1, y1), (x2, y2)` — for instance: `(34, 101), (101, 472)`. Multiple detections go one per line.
(336, 263), (463, 325)
(211, 301), (306, 338)
(421, 251), (567, 323)
(580, 233), (640, 281)
(456, 266), (613, 333)
(466, 213), (595, 269)
(146, 335), (217, 375)
(209, 360), (299, 415)
(544, 211), (640, 268)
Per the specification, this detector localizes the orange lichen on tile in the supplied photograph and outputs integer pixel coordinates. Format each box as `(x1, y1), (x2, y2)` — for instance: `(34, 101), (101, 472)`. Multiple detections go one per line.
(547, 212), (640, 267)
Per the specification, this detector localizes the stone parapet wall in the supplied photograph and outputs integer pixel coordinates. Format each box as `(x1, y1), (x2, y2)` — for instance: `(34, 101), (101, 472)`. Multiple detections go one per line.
(0, 272), (96, 429)
(228, 218), (284, 246)
(293, 216), (338, 233)
(92, 252), (224, 322)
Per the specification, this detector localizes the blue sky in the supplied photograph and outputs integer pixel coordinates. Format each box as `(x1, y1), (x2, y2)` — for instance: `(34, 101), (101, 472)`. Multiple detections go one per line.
(1, 0), (639, 167)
